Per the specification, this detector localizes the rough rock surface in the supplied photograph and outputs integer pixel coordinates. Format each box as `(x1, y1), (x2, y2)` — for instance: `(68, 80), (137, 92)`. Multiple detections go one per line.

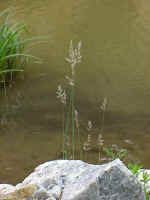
(0, 159), (146, 200)
(0, 184), (15, 195)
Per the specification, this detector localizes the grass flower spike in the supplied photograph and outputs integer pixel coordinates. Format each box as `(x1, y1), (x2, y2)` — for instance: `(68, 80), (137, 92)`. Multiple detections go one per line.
(56, 85), (66, 104)
(65, 40), (82, 76)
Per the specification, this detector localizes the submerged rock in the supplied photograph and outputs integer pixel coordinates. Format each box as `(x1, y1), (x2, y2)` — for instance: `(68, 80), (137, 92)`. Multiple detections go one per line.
(0, 159), (146, 200)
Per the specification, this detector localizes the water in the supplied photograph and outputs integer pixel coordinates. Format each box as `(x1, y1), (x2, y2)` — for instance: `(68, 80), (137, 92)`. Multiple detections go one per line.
(1, 0), (150, 184)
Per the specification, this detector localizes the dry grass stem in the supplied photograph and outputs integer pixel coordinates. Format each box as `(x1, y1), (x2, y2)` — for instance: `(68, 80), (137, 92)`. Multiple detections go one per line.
(100, 97), (107, 112)
(87, 120), (92, 131)
(74, 109), (79, 129)
(83, 121), (93, 151)
(97, 133), (104, 161)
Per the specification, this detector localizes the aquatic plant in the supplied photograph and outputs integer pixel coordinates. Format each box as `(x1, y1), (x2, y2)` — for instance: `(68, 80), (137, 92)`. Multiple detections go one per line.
(0, 9), (39, 87)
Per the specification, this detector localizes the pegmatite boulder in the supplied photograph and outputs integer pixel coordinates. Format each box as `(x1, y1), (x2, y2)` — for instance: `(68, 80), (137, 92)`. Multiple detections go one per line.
(0, 159), (146, 200)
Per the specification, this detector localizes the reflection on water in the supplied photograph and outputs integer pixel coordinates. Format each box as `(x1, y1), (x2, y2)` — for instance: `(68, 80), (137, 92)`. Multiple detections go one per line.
(0, 0), (150, 184)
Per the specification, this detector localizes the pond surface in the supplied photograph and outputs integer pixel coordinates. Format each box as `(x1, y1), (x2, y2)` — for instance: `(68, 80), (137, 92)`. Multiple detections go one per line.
(1, 0), (150, 184)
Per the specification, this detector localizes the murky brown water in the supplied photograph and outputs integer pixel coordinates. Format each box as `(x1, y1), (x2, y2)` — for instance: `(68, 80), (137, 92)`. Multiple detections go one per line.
(1, 0), (150, 184)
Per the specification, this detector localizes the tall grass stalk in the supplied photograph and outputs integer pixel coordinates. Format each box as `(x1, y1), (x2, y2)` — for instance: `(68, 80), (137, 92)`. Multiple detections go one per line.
(63, 94), (72, 159)
(65, 40), (82, 159)
(56, 85), (67, 159)
(57, 40), (82, 159)
(71, 83), (75, 159)
(97, 97), (107, 161)
(75, 109), (83, 160)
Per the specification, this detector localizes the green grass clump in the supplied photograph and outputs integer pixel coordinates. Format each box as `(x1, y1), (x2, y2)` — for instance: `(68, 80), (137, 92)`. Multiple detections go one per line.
(0, 9), (39, 86)
(128, 163), (143, 177)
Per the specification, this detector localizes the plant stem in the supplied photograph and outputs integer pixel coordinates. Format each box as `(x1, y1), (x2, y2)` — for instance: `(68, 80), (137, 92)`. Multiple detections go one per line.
(71, 84), (75, 159)
(62, 105), (65, 159)
(100, 110), (105, 134)
(63, 92), (72, 159)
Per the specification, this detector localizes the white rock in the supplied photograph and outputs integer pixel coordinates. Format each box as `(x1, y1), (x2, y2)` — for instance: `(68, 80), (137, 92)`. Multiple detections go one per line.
(0, 159), (146, 200)
(16, 159), (145, 200)
(0, 184), (15, 194)
(0, 184), (16, 200)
